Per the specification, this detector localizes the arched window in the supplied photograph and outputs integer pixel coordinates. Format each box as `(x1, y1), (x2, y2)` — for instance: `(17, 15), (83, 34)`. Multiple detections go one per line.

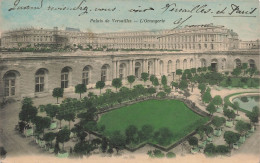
(4, 72), (16, 96)
(176, 60), (180, 70)
(135, 62), (141, 78)
(201, 59), (207, 67)
(119, 63), (126, 79)
(101, 65), (108, 82)
(190, 59), (194, 68)
(35, 69), (47, 92)
(82, 66), (90, 85)
(159, 61), (164, 75)
(183, 59), (187, 70)
(148, 61), (153, 75)
(167, 60), (173, 73)
(249, 59), (255, 68)
(235, 59), (241, 68)
(61, 67), (71, 88)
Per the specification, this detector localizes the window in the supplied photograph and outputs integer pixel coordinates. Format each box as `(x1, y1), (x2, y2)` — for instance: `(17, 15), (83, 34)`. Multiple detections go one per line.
(61, 67), (70, 88)
(82, 66), (90, 85)
(101, 65), (107, 82)
(119, 64), (126, 79)
(167, 60), (173, 73)
(4, 72), (16, 97)
(35, 69), (45, 92)
(148, 61), (153, 75)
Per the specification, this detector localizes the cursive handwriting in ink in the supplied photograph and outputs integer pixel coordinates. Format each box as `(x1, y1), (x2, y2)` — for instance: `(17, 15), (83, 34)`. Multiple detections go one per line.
(8, 0), (44, 11)
(161, 3), (211, 14)
(129, 6), (154, 12)
(172, 15), (193, 30)
(229, 4), (257, 15)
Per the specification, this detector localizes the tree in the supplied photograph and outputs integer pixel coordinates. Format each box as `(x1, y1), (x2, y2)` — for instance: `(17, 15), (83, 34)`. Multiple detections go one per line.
(56, 113), (64, 129)
(150, 75), (156, 83)
(235, 120), (250, 136)
(231, 67), (241, 77)
(191, 68), (196, 74)
(34, 116), (51, 135)
(147, 87), (156, 95)
(204, 125), (213, 137)
(198, 83), (206, 94)
(179, 80), (188, 90)
(223, 131), (240, 148)
(127, 75), (135, 89)
(75, 84), (87, 99)
(21, 97), (33, 107)
(176, 69), (182, 81)
(183, 90), (191, 99)
(223, 108), (236, 122)
(212, 116), (226, 130)
(161, 75), (167, 86)
(140, 124), (154, 140)
(141, 72), (149, 85)
(246, 106), (259, 126)
(188, 136), (198, 148)
(96, 81), (105, 95)
(212, 95), (223, 107)
(63, 112), (75, 130)
(202, 88), (212, 103)
(153, 127), (173, 146)
(110, 130), (126, 154)
(19, 105), (38, 124)
(56, 127), (71, 151)
(43, 132), (56, 147)
(101, 137), (109, 153)
(125, 125), (138, 144)
(152, 77), (159, 87)
(112, 78), (122, 92)
(52, 88), (64, 104)
(233, 101), (240, 115)
(164, 86), (171, 96)
(45, 104), (59, 120)
(171, 81), (178, 90)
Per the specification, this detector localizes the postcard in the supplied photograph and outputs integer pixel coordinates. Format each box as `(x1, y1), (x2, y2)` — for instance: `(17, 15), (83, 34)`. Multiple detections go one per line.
(0, 0), (259, 163)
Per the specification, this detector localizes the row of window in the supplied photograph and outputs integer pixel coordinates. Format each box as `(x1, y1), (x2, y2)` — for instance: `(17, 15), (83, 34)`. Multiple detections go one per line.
(3, 59), (256, 97)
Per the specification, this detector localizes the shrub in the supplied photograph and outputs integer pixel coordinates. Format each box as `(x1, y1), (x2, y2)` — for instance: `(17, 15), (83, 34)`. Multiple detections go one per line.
(153, 149), (165, 158)
(240, 96), (248, 102)
(156, 91), (166, 98)
(204, 143), (216, 155)
(166, 152), (176, 158)
(216, 145), (230, 155)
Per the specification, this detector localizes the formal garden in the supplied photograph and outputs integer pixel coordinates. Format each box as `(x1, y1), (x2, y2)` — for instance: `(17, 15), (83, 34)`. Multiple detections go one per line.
(14, 62), (260, 159)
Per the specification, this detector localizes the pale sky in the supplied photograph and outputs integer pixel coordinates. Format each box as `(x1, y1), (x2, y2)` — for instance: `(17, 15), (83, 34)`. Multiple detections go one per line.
(0, 0), (259, 41)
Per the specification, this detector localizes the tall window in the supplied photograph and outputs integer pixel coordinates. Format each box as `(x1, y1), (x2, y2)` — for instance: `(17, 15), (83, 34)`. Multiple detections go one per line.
(4, 72), (16, 96)
(119, 64), (126, 79)
(101, 65), (107, 82)
(82, 66), (90, 85)
(148, 61), (153, 75)
(61, 67), (70, 88)
(176, 60), (180, 70)
(167, 60), (173, 73)
(35, 69), (45, 92)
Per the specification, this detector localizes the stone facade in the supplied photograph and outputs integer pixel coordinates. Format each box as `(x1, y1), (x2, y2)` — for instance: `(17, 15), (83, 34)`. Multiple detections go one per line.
(0, 50), (259, 100)
(1, 24), (239, 51)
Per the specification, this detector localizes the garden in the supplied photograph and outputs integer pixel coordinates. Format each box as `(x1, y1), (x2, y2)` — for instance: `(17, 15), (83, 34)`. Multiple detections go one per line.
(14, 62), (260, 159)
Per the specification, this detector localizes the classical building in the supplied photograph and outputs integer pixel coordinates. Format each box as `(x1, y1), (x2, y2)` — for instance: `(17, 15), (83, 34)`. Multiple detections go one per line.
(1, 24), (239, 51)
(0, 50), (259, 100)
(239, 40), (260, 49)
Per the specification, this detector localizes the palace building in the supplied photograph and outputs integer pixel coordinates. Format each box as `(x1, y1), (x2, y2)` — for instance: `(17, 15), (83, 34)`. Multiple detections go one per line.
(1, 24), (240, 51)
(0, 24), (259, 101)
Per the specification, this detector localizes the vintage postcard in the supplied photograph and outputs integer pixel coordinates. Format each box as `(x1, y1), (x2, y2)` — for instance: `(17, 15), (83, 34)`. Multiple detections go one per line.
(0, 0), (259, 162)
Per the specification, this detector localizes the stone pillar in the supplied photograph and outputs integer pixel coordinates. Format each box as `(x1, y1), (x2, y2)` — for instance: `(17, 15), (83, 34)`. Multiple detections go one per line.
(132, 60), (135, 76)
(113, 61), (117, 79)
(129, 60), (132, 76)
(116, 60), (120, 78)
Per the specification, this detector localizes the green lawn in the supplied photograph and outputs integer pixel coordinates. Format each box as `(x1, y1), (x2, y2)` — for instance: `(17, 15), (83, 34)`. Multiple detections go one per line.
(97, 99), (209, 147)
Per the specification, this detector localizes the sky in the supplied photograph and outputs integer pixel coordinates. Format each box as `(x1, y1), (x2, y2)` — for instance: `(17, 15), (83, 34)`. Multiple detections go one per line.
(0, 0), (259, 41)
